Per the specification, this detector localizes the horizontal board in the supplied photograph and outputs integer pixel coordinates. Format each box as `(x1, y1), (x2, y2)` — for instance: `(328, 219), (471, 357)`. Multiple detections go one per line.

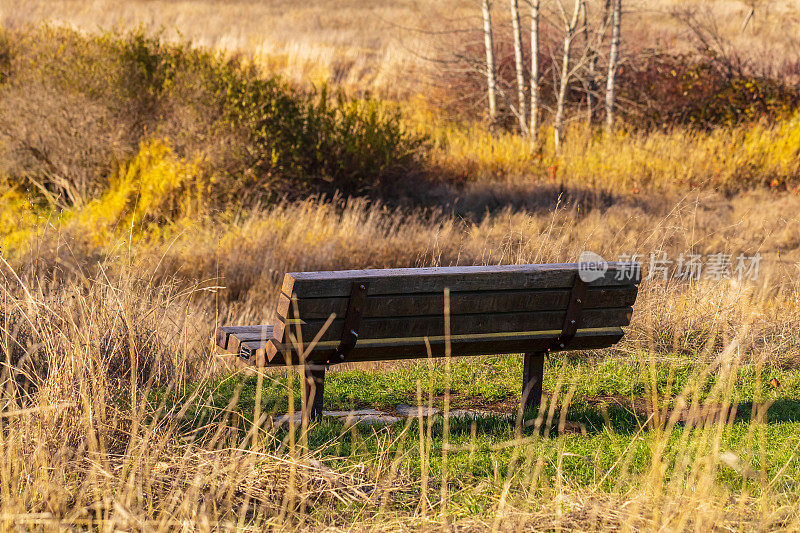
(276, 306), (632, 344)
(282, 263), (641, 298)
(253, 327), (626, 365)
(216, 325), (275, 355)
(277, 286), (638, 320)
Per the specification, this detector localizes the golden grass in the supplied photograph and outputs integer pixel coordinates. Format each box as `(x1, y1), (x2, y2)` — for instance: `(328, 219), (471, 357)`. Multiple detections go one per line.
(1, 81), (794, 533)
(406, 97), (800, 192)
(6, 182), (798, 361)
(2, 188), (800, 529)
(0, 0), (468, 95)
(2, 1), (800, 529)
(4, 0), (799, 93)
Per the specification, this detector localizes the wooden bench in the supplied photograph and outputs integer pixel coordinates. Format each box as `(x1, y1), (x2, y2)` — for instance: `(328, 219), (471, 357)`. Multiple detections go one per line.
(216, 263), (640, 420)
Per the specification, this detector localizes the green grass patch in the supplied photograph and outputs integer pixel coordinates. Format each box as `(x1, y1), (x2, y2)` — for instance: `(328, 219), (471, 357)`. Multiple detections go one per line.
(150, 351), (800, 511)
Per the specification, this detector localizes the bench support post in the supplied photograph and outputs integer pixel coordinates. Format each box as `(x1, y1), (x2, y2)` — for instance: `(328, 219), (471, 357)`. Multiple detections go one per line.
(303, 364), (325, 422)
(522, 352), (545, 413)
(327, 282), (369, 365)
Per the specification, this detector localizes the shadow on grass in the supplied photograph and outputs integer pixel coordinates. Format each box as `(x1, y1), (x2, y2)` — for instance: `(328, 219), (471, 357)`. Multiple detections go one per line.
(152, 371), (800, 449)
(299, 397), (800, 448)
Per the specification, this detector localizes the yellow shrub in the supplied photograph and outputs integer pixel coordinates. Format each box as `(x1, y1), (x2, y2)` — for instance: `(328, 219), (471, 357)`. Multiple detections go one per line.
(0, 184), (43, 255)
(76, 139), (209, 244)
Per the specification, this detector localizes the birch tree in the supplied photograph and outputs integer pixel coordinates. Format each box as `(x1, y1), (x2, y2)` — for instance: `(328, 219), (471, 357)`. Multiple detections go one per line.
(581, 0), (596, 125)
(510, 0), (527, 133)
(553, 0), (582, 153)
(605, 0), (621, 133)
(530, 0), (541, 145)
(583, 0), (615, 126)
(481, 0), (498, 122)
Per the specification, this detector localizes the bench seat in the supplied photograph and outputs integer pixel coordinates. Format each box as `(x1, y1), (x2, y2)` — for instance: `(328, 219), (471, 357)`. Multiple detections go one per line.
(217, 325), (626, 364)
(216, 262), (640, 419)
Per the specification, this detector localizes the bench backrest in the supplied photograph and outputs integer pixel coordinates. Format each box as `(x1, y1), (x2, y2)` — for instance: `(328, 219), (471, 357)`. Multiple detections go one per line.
(237, 263), (639, 365)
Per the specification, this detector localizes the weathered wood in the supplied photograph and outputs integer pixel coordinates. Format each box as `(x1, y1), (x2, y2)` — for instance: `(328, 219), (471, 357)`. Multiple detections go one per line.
(522, 352), (545, 412)
(254, 327), (625, 365)
(277, 306), (632, 344)
(326, 281), (369, 364)
(277, 286), (638, 320)
(218, 263), (639, 366)
(216, 325), (272, 350)
(303, 364), (325, 421)
(216, 325), (275, 354)
(282, 263), (640, 298)
(218, 263), (639, 421)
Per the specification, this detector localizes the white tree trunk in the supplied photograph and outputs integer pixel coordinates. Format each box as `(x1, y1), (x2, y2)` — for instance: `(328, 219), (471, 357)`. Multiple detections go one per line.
(554, 0), (582, 153)
(510, 0), (527, 133)
(581, 0), (596, 125)
(530, 0), (541, 145)
(605, 0), (621, 133)
(481, 0), (497, 122)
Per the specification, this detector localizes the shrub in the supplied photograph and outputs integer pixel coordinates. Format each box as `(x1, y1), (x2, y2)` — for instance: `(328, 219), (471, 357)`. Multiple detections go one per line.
(218, 73), (424, 198)
(617, 52), (800, 129)
(0, 26), (425, 209)
(432, 29), (800, 131)
(76, 139), (209, 242)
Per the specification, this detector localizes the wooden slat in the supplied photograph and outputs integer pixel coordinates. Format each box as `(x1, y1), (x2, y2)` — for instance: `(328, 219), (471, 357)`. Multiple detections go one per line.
(217, 325), (270, 350)
(220, 263), (640, 365)
(255, 327), (626, 365)
(277, 306), (632, 344)
(282, 263), (640, 298)
(216, 325), (275, 355)
(277, 286), (638, 320)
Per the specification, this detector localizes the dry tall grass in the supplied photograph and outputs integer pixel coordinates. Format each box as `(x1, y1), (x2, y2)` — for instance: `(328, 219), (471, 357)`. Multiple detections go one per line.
(2, 188), (800, 529)
(2, 1), (800, 529)
(0, 0), (459, 95)
(415, 105), (800, 192)
(4, 0), (799, 93)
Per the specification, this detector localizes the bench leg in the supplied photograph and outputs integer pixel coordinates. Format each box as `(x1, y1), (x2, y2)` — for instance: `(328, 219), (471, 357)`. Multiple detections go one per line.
(303, 364), (325, 422)
(522, 352), (545, 414)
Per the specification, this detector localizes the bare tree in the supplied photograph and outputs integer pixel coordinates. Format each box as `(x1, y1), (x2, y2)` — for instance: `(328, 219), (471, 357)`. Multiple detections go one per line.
(553, 0), (583, 152)
(580, 0), (596, 125)
(582, 0), (616, 126)
(510, 0), (528, 133)
(672, 5), (746, 79)
(481, 0), (498, 122)
(604, 0), (621, 133)
(530, 0), (541, 145)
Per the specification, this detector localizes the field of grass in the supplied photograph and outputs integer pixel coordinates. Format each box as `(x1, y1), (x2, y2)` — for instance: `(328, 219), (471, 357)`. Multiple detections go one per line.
(4, 0), (800, 93)
(2, 185), (799, 529)
(1, 1), (800, 530)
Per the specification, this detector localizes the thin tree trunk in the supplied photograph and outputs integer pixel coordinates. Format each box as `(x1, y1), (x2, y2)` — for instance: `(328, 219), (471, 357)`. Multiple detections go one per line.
(554, 0), (582, 153)
(587, 59), (598, 125)
(605, 0), (621, 133)
(581, 0), (596, 125)
(510, 0), (527, 133)
(530, 0), (540, 146)
(481, 0), (497, 122)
